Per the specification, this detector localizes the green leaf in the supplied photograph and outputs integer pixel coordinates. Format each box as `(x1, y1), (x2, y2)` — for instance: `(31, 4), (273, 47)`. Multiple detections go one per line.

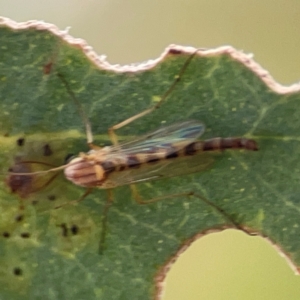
(0, 18), (300, 299)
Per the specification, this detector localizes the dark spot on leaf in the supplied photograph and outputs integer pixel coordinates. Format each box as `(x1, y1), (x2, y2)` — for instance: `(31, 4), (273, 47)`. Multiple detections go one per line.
(31, 200), (38, 205)
(15, 214), (24, 222)
(4, 132), (9, 137)
(43, 62), (53, 75)
(60, 223), (68, 237)
(2, 232), (10, 238)
(20, 232), (30, 238)
(168, 49), (182, 55)
(43, 144), (53, 156)
(13, 267), (22, 276)
(16, 138), (25, 146)
(7, 159), (59, 198)
(71, 225), (79, 235)
(48, 195), (56, 201)
(6, 162), (33, 198)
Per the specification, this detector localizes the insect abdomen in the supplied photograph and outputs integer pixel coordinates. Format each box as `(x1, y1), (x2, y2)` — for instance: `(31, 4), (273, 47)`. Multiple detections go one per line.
(116, 137), (257, 168)
(184, 137), (258, 155)
(143, 137), (258, 164)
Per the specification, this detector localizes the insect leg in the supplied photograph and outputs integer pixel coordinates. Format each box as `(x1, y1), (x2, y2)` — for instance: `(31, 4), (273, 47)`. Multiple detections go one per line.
(99, 189), (114, 254)
(56, 49), (200, 146)
(130, 184), (256, 237)
(190, 192), (257, 236)
(108, 49), (201, 145)
(53, 188), (115, 253)
(54, 187), (114, 254)
(130, 184), (190, 204)
(56, 72), (97, 150)
(54, 188), (93, 209)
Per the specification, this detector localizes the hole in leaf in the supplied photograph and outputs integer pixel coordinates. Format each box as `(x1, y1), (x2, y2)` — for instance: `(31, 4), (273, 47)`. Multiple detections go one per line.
(164, 231), (300, 300)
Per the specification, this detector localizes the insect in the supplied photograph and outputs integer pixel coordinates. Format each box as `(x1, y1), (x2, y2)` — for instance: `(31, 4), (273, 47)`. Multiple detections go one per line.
(7, 48), (258, 252)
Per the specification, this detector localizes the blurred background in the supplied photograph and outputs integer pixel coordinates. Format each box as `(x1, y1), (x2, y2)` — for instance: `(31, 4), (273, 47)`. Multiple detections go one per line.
(1, 1), (300, 299)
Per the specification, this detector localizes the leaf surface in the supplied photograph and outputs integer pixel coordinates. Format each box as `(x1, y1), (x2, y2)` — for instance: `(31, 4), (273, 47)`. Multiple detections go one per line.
(0, 18), (299, 300)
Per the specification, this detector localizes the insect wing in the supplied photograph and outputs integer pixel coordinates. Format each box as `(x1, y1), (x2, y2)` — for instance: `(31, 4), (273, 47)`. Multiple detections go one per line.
(105, 120), (214, 186)
(107, 152), (214, 186)
(109, 120), (205, 156)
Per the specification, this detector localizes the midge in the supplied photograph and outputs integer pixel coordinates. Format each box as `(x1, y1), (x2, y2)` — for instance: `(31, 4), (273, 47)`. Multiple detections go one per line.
(8, 48), (258, 252)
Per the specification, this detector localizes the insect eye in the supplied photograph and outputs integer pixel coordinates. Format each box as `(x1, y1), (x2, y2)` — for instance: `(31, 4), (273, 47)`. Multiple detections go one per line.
(64, 153), (75, 164)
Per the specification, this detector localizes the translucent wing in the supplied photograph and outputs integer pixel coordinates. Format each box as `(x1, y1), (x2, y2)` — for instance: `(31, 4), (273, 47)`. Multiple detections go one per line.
(96, 121), (213, 186)
(102, 120), (213, 187)
(106, 153), (215, 186)
(107, 120), (205, 156)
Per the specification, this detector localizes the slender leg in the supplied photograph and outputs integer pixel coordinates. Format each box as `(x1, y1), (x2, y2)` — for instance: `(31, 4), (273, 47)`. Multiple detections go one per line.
(15, 199), (25, 222)
(57, 49), (200, 146)
(54, 188), (93, 209)
(99, 189), (114, 254)
(130, 184), (256, 237)
(108, 49), (201, 145)
(56, 72), (96, 149)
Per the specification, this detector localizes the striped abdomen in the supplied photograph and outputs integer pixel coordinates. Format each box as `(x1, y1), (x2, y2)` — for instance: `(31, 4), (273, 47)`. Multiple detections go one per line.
(184, 137), (258, 155)
(64, 137), (258, 188)
(108, 137), (258, 170)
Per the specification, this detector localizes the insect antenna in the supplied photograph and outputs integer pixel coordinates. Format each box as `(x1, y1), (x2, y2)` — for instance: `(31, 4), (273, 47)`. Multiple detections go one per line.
(8, 162), (69, 176)
(98, 190), (114, 254)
